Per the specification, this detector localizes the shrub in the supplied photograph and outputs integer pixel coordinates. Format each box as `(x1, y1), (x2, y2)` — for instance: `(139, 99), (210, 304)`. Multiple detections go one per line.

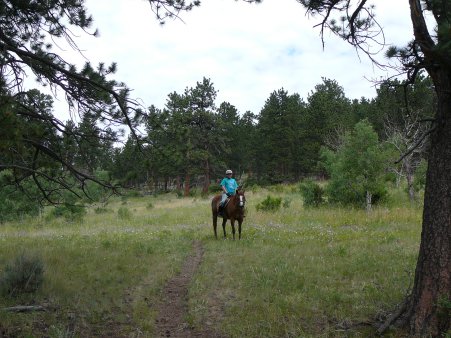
(146, 202), (154, 209)
(256, 195), (282, 212)
(50, 201), (86, 222)
(0, 253), (44, 297)
(118, 207), (132, 219)
(300, 180), (324, 207)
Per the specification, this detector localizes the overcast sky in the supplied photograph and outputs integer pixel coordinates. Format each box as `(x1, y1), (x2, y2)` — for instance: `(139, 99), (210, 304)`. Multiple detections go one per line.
(51, 0), (415, 117)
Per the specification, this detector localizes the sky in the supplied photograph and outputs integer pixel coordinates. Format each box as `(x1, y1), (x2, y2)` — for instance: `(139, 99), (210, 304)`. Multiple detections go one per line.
(48, 0), (415, 117)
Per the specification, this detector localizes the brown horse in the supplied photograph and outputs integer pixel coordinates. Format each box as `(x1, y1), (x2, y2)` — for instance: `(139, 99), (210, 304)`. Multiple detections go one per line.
(211, 188), (246, 240)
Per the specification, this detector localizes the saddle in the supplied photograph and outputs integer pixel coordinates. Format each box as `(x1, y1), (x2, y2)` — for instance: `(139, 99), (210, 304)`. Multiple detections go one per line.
(217, 197), (230, 215)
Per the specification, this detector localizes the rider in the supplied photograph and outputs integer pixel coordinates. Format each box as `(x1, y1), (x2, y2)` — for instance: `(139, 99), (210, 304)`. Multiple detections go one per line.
(219, 169), (238, 215)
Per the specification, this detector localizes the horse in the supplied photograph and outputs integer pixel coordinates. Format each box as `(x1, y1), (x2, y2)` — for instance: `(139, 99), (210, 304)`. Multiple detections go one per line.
(211, 188), (246, 240)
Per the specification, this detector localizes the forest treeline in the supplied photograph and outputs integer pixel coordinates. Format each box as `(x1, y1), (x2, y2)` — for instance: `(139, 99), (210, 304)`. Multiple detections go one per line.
(115, 75), (434, 194)
(0, 75), (434, 220)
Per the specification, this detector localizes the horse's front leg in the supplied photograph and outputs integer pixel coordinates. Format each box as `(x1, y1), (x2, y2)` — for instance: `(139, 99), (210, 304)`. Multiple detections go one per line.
(222, 217), (227, 239)
(231, 218), (236, 240)
(238, 218), (243, 240)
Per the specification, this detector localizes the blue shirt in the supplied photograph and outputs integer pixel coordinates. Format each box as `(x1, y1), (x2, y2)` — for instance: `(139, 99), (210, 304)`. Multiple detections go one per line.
(220, 177), (238, 195)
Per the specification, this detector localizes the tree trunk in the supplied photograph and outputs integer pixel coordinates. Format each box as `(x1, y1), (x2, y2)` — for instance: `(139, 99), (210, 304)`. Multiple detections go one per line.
(365, 190), (372, 212)
(405, 162), (415, 202)
(406, 174), (415, 202)
(176, 176), (181, 192)
(202, 159), (210, 194)
(184, 173), (191, 197)
(395, 170), (402, 188)
(403, 75), (451, 336)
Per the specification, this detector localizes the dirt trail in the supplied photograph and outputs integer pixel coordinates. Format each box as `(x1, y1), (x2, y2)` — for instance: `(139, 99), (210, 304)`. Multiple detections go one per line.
(155, 240), (223, 338)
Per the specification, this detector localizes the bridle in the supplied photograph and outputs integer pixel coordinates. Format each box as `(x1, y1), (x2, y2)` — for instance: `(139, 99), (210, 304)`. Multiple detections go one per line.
(237, 193), (245, 208)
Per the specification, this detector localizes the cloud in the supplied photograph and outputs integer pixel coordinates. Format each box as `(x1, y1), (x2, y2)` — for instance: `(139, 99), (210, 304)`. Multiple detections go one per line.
(45, 0), (415, 117)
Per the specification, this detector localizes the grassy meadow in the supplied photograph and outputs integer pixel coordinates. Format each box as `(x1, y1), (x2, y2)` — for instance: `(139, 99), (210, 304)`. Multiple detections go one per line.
(0, 184), (422, 337)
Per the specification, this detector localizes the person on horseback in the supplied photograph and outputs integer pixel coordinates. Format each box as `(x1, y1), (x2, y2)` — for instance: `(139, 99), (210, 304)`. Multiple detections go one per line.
(218, 169), (238, 216)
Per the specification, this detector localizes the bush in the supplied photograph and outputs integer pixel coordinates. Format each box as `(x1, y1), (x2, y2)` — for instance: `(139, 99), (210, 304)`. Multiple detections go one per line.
(256, 195), (282, 212)
(50, 202), (86, 222)
(0, 253), (44, 297)
(300, 180), (324, 207)
(146, 202), (154, 209)
(118, 207), (132, 219)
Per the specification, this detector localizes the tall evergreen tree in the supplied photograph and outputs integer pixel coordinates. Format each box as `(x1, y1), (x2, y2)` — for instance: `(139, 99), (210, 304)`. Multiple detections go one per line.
(301, 78), (353, 173)
(217, 101), (240, 174)
(256, 88), (305, 182)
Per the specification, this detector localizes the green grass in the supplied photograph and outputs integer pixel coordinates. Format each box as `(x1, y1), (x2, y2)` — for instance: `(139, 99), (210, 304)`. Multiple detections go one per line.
(0, 186), (421, 337)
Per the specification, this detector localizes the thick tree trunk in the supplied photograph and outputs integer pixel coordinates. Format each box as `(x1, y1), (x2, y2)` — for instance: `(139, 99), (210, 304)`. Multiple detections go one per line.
(403, 78), (451, 336)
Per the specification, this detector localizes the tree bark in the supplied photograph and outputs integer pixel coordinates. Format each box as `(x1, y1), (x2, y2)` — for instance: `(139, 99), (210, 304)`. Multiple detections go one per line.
(405, 161), (415, 202)
(404, 74), (451, 336)
(184, 173), (191, 197)
(366, 190), (372, 212)
(202, 159), (210, 194)
(403, 2), (451, 335)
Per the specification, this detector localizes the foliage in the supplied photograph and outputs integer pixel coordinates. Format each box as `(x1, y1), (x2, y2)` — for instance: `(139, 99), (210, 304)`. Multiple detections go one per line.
(0, 171), (42, 223)
(413, 159), (428, 192)
(83, 170), (115, 203)
(299, 179), (325, 207)
(0, 253), (44, 297)
(254, 89), (305, 181)
(256, 195), (282, 212)
(322, 120), (389, 208)
(0, 2), (141, 200)
(49, 193), (86, 222)
(301, 78), (354, 173)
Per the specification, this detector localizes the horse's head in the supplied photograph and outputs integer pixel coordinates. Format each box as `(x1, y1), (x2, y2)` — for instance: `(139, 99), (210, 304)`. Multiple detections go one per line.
(235, 188), (246, 208)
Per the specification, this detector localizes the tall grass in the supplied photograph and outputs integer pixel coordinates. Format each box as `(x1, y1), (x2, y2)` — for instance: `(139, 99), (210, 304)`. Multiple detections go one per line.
(0, 186), (422, 337)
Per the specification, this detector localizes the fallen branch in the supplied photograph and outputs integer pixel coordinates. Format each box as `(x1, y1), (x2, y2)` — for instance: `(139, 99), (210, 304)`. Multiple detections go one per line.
(2, 305), (46, 313)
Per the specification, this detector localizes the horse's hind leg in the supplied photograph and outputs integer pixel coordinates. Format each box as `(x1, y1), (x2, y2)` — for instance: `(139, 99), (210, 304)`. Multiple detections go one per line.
(231, 219), (236, 240)
(222, 218), (227, 239)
